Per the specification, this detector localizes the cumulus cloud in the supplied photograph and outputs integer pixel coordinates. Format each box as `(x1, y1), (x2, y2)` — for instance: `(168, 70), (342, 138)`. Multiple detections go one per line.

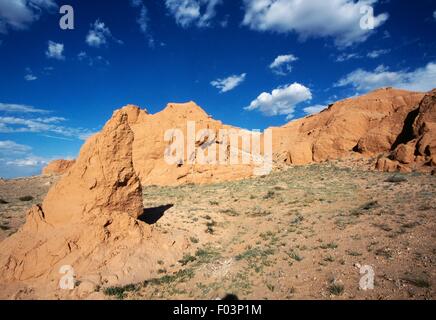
(211, 73), (246, 93)
(165, 0), (222, 27)
(335, 62), (436, 92)
(303, 105), (326, 115)
(242, 0), (389, 47)
(245, 82), (312, 118)
(0, 0), (57, 34)
(270, 54), (298, 75)
(46, 41), (65, 60)
(86, 20), (122, 48)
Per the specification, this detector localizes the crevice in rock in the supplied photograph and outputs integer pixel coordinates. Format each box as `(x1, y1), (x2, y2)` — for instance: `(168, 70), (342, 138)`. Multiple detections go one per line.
(390, 107), (420, 151)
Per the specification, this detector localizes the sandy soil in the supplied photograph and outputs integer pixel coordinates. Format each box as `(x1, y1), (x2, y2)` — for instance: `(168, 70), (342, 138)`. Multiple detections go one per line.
(0, 164), (435, 300)
(0, 175), (58, 242)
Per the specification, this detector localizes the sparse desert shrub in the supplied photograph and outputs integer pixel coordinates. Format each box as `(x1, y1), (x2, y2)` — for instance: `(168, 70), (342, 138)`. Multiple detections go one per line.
(146, 268), (195, 286)
(375, 247), (393, 259)
(178, 254), (196, 266)
(250, 206), (271, 217)
(402, 276), (431, 288)
(189, 236), (199, 244)
(288, 250), (303, 262)
(351, 201), (379, 216)
(220, 208), (239, 216)
(291, 214), (304, 224)
(103, 283), (139, 299)
(19, 195), (34, 202)
(324, 255), (335, 262)
(385, 175), (408, 183)
(263, 190), (275, 199)
(195, 246), (221, 264)
(346, 250), (362, 256)
(205, 219), (217, 234)
(209, 200), (219, 206)
(320, 242), (338, 250)
(328, 283), (344, 296)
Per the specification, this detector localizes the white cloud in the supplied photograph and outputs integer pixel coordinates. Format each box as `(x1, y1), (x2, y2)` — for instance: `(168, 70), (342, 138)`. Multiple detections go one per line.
(0, 140), (48, 177)
(165, 0), (222, 27)
(130, 0), (148, 33)
(0, 0), (56, 34)
(86, 20), (122, 48)
(336, 52), (361, 62)
(0, 116), (93, 140)
(5, 156), (48, 167)
(130, 0), (155, 47)
(77, 51), (109, 66)
(242, 0), (389, 47)
(335, 62), (436, 92)
(367, 49), (390, 58)
(24, 74), (37, 81)
(270, 54), (298, 75)
(0, 103), (48, 113)
(0, 140), (31, 154)
(303, 105), (326, 115)
(245, 82), (312, 118)
(0, 140), (75, 178)
(24, 68), (37, 81)
(211, 73), (246, 93)
(46, 41), (65, 60)
(0, 103), (94, 140)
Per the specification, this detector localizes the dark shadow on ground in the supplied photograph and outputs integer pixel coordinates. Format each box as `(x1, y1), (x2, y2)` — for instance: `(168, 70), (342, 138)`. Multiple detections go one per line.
(138, 204), (173, 225)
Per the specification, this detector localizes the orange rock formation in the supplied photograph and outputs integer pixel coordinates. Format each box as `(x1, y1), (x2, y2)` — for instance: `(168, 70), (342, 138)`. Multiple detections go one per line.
(42, 160), (75, 175)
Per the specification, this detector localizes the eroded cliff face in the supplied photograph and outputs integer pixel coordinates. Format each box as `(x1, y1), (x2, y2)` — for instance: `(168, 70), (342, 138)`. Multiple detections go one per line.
(129, 101), (255, 185)
(376, 89), (436, 173)
(271, 88), (426, 166)
(0, 107), (188, 299)
(43, 88), (435, 185)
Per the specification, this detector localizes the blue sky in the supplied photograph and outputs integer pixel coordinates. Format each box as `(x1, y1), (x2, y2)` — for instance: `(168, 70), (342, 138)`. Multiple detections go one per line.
(0, 0), (435, 178)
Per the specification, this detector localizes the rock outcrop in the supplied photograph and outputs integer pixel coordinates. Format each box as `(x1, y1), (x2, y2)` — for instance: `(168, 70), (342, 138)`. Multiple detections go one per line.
(376, 89), (436, 173)
(0, 107), (187, 299)
(129, 101), (254, 185)
(38, 88), (435, 187)
(271, 88), (426, 165)
(42, 160), (75, 175)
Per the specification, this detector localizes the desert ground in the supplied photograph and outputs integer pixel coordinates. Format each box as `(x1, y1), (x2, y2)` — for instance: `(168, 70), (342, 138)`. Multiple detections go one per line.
(1, 160), (434, 300)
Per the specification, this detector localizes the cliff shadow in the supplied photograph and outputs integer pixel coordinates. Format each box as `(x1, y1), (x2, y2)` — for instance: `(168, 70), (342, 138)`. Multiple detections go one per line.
(138, 204), (173, 225)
